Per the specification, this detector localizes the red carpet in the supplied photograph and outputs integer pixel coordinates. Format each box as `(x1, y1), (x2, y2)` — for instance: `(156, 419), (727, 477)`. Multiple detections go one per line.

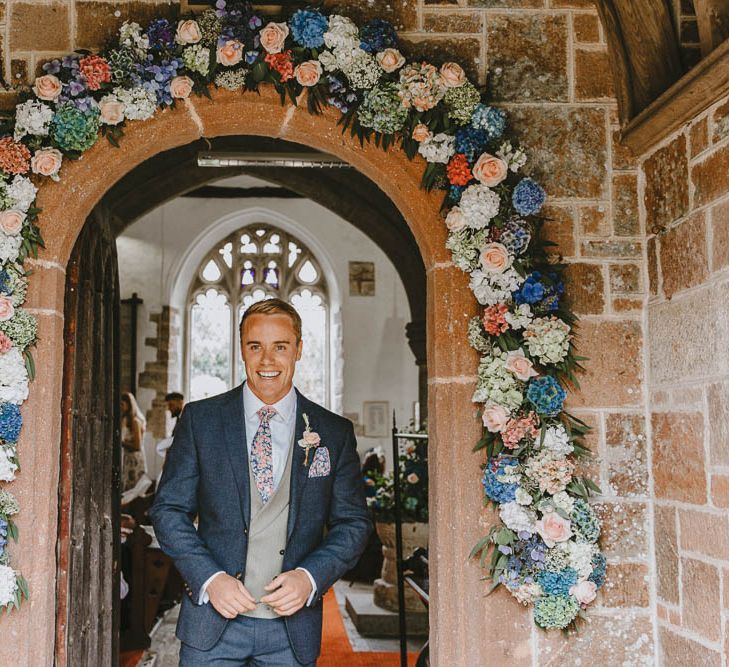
(319, 589), (418, 667)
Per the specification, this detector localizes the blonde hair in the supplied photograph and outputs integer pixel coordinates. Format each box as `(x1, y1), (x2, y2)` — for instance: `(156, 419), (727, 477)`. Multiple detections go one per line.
(239, 298), (302, 343)
(121, 392), (146, 428)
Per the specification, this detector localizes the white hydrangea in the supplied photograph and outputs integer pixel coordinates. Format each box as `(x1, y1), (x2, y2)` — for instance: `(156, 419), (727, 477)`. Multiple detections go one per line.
(114, 86), (157, 121)
(469, 267), (523, 307)
(324, 15), (360, 51)
(341, 49), (382, 89)
(541, 424), (574, 457)
(0, 564), (17, 607)
(472, 352), (523, 410)
(497, 140), (528, 173)
(499, 501), (537, 534)
(566, 540), (598, 579)
(14, 100), (54, 141)
(0, 489), (19, 516)
(0, 348), (29, 404)
(119, 21), (150, 59)
(7, 176), (37, 213)
(510, 581), (543, 605)
(0, 447), (18, 483)
(417, 132), (455, 164)
(0, 233), (22, 264)
(504, 303), (533, 330)
(459, 184), (501, 229)
(182, 44), (210, 76)
(524, 316), (571, 365)
(515, 487), (533, 506)
(552, 490), (575, 514)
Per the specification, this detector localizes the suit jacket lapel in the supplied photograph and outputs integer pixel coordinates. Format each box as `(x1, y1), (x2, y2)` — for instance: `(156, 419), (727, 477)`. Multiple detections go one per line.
(221, 383), (251, 530)
(287, 389), (310, 541)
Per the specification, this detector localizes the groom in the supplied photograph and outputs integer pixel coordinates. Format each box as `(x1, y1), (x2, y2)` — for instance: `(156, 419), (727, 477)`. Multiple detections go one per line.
(150, 299), (372, 665)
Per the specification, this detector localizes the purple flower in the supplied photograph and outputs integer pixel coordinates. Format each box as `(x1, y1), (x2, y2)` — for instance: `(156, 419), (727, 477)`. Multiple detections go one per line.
(42, 60), (61, 75)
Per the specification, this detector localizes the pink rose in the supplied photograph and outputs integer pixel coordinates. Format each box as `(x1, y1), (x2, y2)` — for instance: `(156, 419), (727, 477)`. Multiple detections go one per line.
(479, 242), (512, 273)
(440, 62), (466, 88)
(170, 75), (194, 99)
(302, 430), (320, 446)
(31, 148), (63, 179)
(33, 74), (62, 101)
(295, 60), (322, 87)
(176, 19), (202, 45)
(504, 349), (539, 381)
(472, 153), (508, 187)
(407, 473), (419, 484)
(0, 210), (24, 236)
(536, 512), (572, 547)
(411, 124), (431, 143)
(445, 206), (467, 232)
(570, 580), (597, 605)
(0, 332), (11, 353)
(260, 21), (289, 54)
(217, 40), (244, 66)
(0, 296), (14, 322)
(482, 404), (510, 433)
(376, 48), (405, 73)
(99, 97), (125, 125)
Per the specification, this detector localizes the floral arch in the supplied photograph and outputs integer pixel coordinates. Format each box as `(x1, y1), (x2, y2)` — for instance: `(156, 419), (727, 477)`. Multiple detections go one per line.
(0, 0), (605, 657)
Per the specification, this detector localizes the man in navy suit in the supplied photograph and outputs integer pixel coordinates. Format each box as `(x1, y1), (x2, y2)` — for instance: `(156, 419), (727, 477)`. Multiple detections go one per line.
(150, 298), (372, 665)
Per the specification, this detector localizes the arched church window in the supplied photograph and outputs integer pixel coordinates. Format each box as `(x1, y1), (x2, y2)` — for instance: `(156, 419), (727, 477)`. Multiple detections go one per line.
(188, 224), (329, 405)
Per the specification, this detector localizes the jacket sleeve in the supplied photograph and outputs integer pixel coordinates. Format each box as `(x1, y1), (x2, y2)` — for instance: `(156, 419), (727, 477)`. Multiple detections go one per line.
(297, 421), (373, 602)
(149, 405), (223, 602)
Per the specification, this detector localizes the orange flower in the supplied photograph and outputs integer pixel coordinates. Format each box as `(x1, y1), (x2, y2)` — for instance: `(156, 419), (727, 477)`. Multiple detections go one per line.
(265, 51), (295, 83)
(446, 153), (472, 186)
(0, 137), (31, 175)
(79, 55), (111, 91)
(482, 303), (509, 336)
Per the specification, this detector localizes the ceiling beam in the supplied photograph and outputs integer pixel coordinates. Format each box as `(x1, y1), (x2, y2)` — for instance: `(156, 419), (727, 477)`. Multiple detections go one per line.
(694, 0), (729, 57)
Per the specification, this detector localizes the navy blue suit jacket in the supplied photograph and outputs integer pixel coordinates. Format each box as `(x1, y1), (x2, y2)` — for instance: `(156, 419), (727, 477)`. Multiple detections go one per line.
(149, 383), (373, 663)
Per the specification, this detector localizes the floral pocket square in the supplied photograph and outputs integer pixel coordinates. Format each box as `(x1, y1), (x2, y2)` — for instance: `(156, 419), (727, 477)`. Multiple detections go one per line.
(308, 446), (331, 478)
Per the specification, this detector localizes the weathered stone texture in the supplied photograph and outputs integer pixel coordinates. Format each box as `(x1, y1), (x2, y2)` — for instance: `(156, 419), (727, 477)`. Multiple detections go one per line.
(647, 236), (659, 297)
(605, 413), (647, 496)
(711, 198), (729, 272)
(708, 380), (729, 465)
(575, 48), (615, 100)
(682, 557), (721, 642)
(690, 115), (709, 157)
(578, 205), (609, 236)
(595, 501), (648, 559)
(573, 13), (600, 43)
(581, 239), (641, 258)
(658, 212), (708, 298)
(712, 98), (729, 143)
(679, 508), (729, 561)
(326, 0), (418, 31)
(692, 143), (729, 208)
(600, 563), (649, 607)
(10, 2), (70, 51)
(542, 204), (576, 257)
(643, 134), (689, 233)
(659, 627), (722, 667)
(563, 262), (604, 314)
(612, 174), (639, 235)
(423, 11), (482, 33)
(399, 37), (481, 81)
(608, 263), (641, 294)
(655, 505), (679, 604)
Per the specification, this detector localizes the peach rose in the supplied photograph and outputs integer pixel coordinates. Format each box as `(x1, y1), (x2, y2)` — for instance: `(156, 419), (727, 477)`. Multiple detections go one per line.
(570, 580), (597, 606)
(407, 473), (419, 484)
(440, 62), (466, 88)
(504, 349), (539, 381)
(170, 75), (194, 99)
(411, 123), (431, 143)
(295, 60), (322, 87)
(472, 153), (508, 187)
(99, 97), (125, 125)
(536, 512), (572, 547)
(376, 48), (405, 73)
(31, 148), (63, 180)
(482, 404), (510, 433)
(479, 242), (512, 273)
(33, 74), (62, 102)
(302, 430), (320, 446)
(217, 40), (244, 66)
(260, 21), (289, 54)
(445, 206), (467, 232)
(0, 210), (25, 236)
(0, 295), (14, 322)
(176, 19), (202, 45)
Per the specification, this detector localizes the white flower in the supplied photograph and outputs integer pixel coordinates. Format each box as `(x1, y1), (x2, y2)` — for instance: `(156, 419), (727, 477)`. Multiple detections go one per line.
(524, 316), (571, 365)
(541, 424), (574, 457)
(182, 44), (210, 76)
(469, 267), (523, 307)
(0, 564), (17, 607)
(324, 15), (359, 51)
(552, 490), (575, 514)
(14, 100), (54, 141)
(0, 233), (22, 264)
(418, 132), (455, 164)
(499, 501), (537, 534)
(7, 176), (37, 213)
(0, 447), (18, 483)
(497, 140), (528, 173)
(510, 582), (543, 605)
(0, 348), (29, 404)
(472, 351), (523, 411)
(566, 540), (598, 579)
(515, 487), (533, 506)
(113, 86), (157, 121)
(318, 50), (339, 72)
(119, 21), (150, 58)
(505, 303), (533, 330)
(459, 184), (501, 229)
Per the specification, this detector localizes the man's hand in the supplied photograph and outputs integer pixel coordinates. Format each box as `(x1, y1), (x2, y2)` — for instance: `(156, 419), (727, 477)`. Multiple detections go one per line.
(260, 570), (313, 617)
(207, 573), (257, 619)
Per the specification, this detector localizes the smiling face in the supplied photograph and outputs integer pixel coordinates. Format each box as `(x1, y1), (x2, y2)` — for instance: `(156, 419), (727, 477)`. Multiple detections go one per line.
(241, 312), (303, 405)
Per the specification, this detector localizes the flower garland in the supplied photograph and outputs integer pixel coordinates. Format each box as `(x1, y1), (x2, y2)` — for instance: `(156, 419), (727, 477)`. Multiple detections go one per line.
(0, 0), (603, 629)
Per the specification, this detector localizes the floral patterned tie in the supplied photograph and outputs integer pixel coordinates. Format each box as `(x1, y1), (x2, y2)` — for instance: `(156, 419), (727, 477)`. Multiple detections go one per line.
(251, 405), (276, 503)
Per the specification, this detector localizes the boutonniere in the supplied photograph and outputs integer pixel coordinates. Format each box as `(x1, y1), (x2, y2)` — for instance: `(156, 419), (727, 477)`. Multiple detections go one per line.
(298, 413), (321, 466)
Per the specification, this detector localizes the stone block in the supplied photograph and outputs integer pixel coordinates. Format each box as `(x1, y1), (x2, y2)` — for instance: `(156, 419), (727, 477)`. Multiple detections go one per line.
(10, 58), (28, 86)
(679, 508), (729, 561)
(605, 413), (647, 496)
(654, 505), (679, 604)
(612, 297), (642, 313)
(608, 263), (641, 294)
(551, 0), (594, 6)
(575, 48), (615, 100)
(659, 627), (721, 667)
(578, 205), (610, 237)
(652, 412), (706, 504)
(690, 115), (709, 157)
(712, 97), (729, 144)
(692, 142), (729, 208)
(600, 562), (649, 607)
(659, 212), (708, 298)
(324, 0), (417, 31)
(708, 380), (729, 465)
(643, 134), (689, 234)
(486, 14), (568, 103)
(542, 204), (576, 257)
(711, 474), (729, 508)
(507, 107), (607, 199)
(612, 174), (639, 236)
(423, 11), (482, 33)
(399, 37), (481, 82)
(611, 128), (637, 170)
(647, 236), (659, 297)
(711, 198), (729, 272)
(573, 13), (600, 43)
(594, 501), (648, 559)
(563, 262), (605, 315)
(581, 239), (641, 258)
(682, 557), (721, 642)
(10, 2), (70, 51)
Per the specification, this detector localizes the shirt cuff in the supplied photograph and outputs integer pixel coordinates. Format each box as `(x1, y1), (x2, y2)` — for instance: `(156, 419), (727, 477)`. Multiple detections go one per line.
(296, 567), (317, 606)
(198, 570), (225, 605)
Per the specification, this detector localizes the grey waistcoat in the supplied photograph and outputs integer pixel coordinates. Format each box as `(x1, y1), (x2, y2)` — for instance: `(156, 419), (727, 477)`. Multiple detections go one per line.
(242, 432), (295, 619)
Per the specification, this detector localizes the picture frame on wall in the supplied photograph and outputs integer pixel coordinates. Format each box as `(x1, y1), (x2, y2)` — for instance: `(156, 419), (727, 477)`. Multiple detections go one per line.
(363, 401), (389, 438)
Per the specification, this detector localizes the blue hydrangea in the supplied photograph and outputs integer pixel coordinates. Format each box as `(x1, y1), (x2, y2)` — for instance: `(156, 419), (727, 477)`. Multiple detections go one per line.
(0, 404), (21, 444)
(513, 272), (546, 305)
(482, 457), (519, 503)
(512, 271), (563, 311)
(513, 177), (546, 216)
(571, 499), (601, 543)
(289, 9), (329, 48)
(0, 271), (10, 295)
(359, 18), (399, 54)
(0, 517), (7, 554)
(145, 18), (175, 50)
(589, 553), (607, 589)
(471, 104), (506, 140)
(498, 218), (531, 255)
(454, 126), (489, 162)
(51, 103), (100, 153)
(537, 567), (578, 595)
(527, 376), (566, 417)
(134, 57), (183, 106)
(448, 185), (466, 204)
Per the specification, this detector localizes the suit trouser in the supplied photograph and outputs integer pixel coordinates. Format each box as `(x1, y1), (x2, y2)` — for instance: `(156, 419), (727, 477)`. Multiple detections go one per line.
(179, 614), (315, 666)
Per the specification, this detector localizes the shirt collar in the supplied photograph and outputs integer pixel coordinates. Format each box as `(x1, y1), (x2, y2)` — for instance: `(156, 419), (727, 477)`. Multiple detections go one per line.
(243, 381), (297, 425)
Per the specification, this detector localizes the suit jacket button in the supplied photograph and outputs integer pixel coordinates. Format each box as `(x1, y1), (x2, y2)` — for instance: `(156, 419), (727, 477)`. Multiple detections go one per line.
(279, 549), (284, 555)
(244, 528), (248, 535)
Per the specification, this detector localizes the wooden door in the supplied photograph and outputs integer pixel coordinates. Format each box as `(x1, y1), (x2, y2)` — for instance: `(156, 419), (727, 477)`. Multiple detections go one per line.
(56, 206), (121, 665)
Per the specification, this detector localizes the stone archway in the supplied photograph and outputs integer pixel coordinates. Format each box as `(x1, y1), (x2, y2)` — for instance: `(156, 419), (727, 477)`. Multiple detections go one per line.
(13, 86), (529, 666)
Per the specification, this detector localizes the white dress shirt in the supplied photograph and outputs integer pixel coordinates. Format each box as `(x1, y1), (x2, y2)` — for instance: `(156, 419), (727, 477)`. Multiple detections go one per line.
(198, 383), (317, 606)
